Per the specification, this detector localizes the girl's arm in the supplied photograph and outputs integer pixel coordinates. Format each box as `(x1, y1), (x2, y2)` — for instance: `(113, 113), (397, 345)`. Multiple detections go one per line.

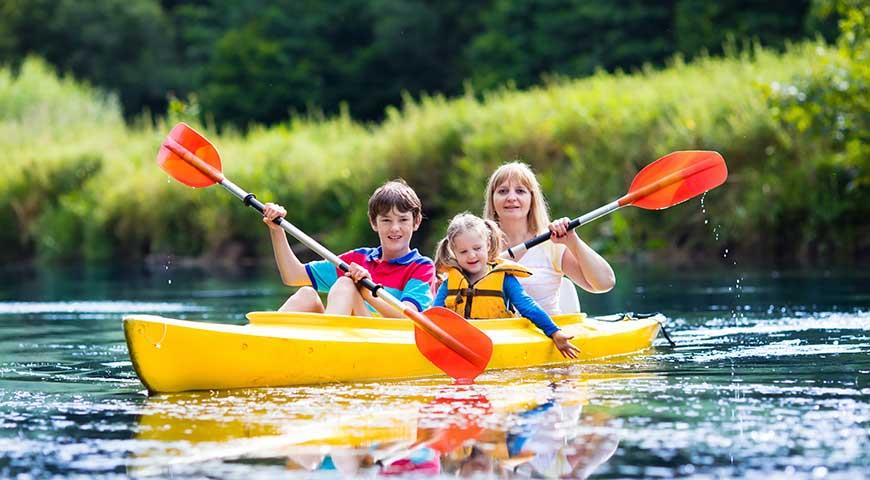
(433, 282), (448, 307)
(503, 276), (559, 336)
(504, 275), (579, 359)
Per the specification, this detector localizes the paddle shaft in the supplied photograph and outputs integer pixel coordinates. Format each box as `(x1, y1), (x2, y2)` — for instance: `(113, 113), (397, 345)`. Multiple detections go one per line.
(504, 154), (721, 259)
(163, 138), (487, 368)
(504, 201), (620, 259)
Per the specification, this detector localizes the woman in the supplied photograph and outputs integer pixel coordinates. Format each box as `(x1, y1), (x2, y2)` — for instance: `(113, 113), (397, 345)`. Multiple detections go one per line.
(483, 162), (615, 314)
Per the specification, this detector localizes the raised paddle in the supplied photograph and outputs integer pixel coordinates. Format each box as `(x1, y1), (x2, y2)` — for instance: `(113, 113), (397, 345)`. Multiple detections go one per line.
(503, 150), (728, 259)
(156, 122), (492, 381)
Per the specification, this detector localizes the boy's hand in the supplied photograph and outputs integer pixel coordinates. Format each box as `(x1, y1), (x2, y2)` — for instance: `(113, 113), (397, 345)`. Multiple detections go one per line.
(548, 217), (578, 245)
(262, 203), (286, 230)
(345, 262), (372, 284)
(550, 330), (580, 359)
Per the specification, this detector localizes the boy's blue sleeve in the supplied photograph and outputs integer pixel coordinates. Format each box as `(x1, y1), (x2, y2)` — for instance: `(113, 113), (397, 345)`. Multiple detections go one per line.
(399, 261), (436, 311)
(401, 278), (433, 311)
(433, 282), (448, 307)
(305, 260), (339, 294)
(503, 275), (560, 337)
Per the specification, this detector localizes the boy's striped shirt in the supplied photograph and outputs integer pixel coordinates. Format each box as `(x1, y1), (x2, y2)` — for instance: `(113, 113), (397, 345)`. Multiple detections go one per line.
(305, 246), (435, 311)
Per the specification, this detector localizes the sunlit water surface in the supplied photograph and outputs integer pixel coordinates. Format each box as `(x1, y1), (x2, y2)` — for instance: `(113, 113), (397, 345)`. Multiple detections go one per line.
(0, 264), (868, 478)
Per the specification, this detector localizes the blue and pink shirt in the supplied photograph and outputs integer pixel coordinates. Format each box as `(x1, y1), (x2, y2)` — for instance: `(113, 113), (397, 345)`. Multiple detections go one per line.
(305, 246), (435, 311)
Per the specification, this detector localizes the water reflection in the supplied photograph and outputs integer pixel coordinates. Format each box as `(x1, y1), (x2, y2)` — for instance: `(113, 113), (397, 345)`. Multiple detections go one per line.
(131, 373), (637, 478)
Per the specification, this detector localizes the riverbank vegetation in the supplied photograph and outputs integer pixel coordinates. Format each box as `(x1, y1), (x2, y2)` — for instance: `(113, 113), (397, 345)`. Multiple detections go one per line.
(2, 25), (865, 267)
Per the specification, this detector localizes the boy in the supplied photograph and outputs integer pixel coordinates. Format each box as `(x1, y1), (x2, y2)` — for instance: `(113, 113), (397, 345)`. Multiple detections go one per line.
(262, 179), (435, 317)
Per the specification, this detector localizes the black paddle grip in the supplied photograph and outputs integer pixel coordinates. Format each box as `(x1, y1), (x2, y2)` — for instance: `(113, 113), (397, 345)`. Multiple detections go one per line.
(522, 217), (583, 250)
(338, 263), (382, 297)
(243, 193), (267, 214)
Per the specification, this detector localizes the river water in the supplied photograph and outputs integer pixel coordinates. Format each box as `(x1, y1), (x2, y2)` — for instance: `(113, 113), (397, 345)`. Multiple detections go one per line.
(0, 263), (868, 478)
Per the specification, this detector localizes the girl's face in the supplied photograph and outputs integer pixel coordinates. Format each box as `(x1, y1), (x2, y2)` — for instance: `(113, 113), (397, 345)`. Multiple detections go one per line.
(451, 231), (489, 279)
(492, 178), (531, 223)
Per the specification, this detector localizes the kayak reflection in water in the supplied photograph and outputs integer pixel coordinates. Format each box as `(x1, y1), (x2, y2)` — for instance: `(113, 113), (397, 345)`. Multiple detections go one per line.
(440, 382), (619, 478)
(283, 384), (491, 476)
(282, 381), (620, 479)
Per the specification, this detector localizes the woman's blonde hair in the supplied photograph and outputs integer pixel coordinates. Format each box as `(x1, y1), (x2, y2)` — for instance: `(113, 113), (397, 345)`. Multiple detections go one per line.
(483, 161), (550, 234)
(434, 213), (505, 272)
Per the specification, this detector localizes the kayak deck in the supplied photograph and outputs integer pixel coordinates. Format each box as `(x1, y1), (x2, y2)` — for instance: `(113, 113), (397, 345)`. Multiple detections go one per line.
(124, 312), (662, 394)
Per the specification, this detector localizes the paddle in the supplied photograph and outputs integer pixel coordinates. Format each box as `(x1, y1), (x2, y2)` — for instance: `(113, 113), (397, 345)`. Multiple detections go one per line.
(503, 150), (728, 259)
(156, 122), (493, 381)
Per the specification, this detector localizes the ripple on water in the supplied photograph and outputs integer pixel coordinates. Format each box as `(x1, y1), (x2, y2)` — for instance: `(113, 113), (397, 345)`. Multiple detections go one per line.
(0, 301), (209, 315)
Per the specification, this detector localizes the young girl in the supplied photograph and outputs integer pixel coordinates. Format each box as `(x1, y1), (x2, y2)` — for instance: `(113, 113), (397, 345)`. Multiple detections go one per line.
(433, 213), (579, 359)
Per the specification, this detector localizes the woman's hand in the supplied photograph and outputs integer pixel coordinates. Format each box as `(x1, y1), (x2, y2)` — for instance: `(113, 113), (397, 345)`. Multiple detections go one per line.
(262, 203), (287, 230)
(548, 217), (578, 246)
(550, 330), (580, 359)
(345, 262), (372, 283)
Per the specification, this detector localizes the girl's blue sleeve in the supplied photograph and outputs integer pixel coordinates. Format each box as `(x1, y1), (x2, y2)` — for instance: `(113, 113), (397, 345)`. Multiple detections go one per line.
(503, 275), (560, 337)
(433, 281), (448, 307)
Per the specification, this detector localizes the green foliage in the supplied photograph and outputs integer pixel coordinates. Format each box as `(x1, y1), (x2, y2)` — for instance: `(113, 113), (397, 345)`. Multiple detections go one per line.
(760, 0), (869, 260)
(0, 0), (181, 116)
(467, 0), (674, 90)
(674, 0), (816, 55)
(0, 39), (866, 265)
(1, 0), (831, 127)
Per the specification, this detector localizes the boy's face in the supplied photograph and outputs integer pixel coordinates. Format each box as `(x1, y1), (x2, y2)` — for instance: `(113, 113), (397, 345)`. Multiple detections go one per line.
(452, 231), (488, 278)
(371, 208), (420, 255)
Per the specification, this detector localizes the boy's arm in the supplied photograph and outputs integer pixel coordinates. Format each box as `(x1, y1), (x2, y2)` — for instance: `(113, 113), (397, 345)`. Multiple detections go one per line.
(262, 203), (310, 286)
(267, 228), (311, 286)
(359, 289), (413, 318)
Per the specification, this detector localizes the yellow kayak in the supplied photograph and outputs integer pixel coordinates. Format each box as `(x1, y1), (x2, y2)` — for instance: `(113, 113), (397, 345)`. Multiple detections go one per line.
(123, 312), (662, 394)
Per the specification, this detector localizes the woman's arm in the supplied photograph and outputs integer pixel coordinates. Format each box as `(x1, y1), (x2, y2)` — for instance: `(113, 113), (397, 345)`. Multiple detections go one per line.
(549, 218), (615, 293)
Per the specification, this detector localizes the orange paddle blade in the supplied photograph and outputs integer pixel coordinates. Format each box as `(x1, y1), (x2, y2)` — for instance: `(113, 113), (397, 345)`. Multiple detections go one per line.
(622, 150), (727, 210)
(157, 122), (223, 188)
(415, 307), (493, 381)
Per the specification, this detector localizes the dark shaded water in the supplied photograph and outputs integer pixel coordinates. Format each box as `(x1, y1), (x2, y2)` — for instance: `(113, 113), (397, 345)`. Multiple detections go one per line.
(1, 263), (868, 478)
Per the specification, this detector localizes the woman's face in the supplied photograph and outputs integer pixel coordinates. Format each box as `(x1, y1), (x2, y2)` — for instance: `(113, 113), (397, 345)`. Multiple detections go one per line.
(492, 178), (531, 223)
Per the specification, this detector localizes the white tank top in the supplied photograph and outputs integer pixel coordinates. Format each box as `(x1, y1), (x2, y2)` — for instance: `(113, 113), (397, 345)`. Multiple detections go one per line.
(516, 242), (576, 315)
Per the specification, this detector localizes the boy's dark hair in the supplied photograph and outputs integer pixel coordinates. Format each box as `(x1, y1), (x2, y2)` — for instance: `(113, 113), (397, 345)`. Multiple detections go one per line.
(367, 179), (423, 224)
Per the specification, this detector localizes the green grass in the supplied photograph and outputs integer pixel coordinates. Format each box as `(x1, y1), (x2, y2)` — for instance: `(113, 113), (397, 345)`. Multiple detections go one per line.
(0, 40), (865, 265)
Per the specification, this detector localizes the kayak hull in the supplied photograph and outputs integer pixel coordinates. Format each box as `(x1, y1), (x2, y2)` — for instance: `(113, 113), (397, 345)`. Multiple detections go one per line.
(123, 312), (662, 394)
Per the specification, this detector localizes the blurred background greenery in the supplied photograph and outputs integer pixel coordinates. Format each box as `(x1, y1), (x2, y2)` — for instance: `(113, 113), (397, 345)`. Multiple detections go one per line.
(0, 0), (866, 266)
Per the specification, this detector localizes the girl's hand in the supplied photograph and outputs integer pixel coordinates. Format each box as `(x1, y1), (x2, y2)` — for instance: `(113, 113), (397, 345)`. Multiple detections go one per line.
(550, 330), (580, 359)
(345, 262), (372, 283)
(262, 203), (287, 230)
(548, 217), (577, 245)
